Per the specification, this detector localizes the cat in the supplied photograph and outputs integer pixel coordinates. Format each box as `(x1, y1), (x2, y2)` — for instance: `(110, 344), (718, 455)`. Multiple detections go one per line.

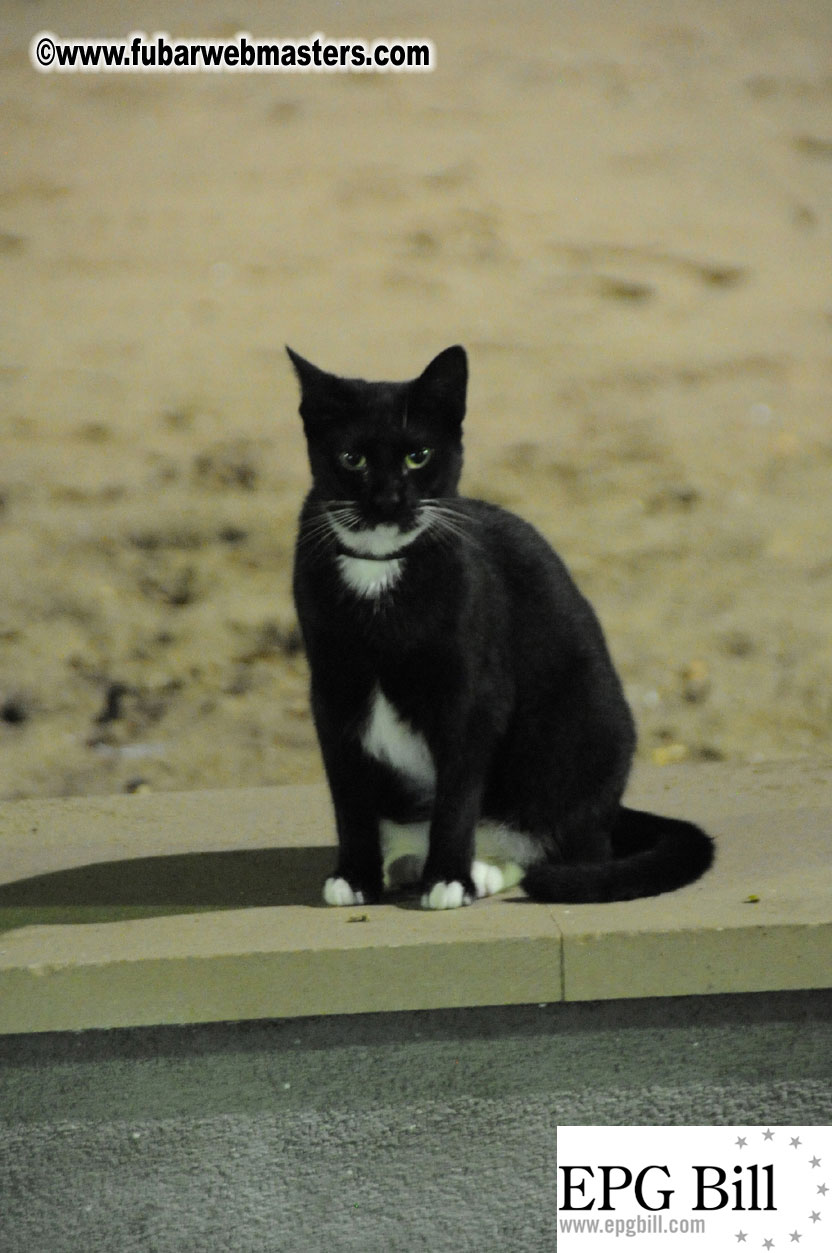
(288, 344), (714, 910)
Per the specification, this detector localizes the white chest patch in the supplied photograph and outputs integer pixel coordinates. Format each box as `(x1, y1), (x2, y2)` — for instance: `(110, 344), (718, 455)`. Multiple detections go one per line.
(329, 516), (428, 600)
(361, 687), (436, 793)
(337, 554), (404, 599)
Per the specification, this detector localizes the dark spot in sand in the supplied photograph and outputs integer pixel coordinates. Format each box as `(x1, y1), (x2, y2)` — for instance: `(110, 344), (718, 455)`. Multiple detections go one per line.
(405, 230), (441, 257)
(77, 421), (111, 443)
(1, 698), (28, 725)
(130, 532), (161, 552)
(268, 100), (301, 123)
(721, 630), (756, 658)
(698, 264), (746, 288)
(792, 204), (818, 229)
(130, 529), (203, 552)
(218, 525), (248, 545)
(692, 745), (725, 762)
(236, 620), (304, 662)
(596, 276), (655, 303)
(139, 566), (200, 607)
(224, 670), (252, 696)
(193, 448), (259, 491)
(744, 75), (778, 100)
(163, 406), (197, 430)
(793, 134), (832, 160)
(0, 233), (25, 256)
(645, 485), (702, 514)
(165, 569), (198, 607)
(124, 778), (149, 794)
(95, 682), (129, 724)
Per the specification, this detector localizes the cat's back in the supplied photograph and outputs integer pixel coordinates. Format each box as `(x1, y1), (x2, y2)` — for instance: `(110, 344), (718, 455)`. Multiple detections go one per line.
(457, 496), (575, 588)
(456, 494), (607, 645)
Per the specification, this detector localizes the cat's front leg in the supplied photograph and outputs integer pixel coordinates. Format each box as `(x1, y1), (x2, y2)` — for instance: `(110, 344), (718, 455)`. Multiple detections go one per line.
(322, 771), (384, 905)
(420, 780), (481, 910)
(324, 801), (383, 906)
(315, 721), (384, 906)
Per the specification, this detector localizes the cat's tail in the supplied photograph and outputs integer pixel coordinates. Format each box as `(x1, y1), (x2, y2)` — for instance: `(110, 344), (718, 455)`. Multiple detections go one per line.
(521, 808), (714, 903)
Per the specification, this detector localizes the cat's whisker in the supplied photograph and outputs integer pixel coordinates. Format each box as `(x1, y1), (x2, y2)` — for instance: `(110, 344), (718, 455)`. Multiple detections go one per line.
(325, 505), (363, 533)
(421, 499), (473, 525)
(298, 509), (350, 555)
(298, 530), (335, 559)
(419, 503), (480, 551)
(297, 518), (332, 543)
(420, 508), (462, 539)
(424, 516), (467, 547)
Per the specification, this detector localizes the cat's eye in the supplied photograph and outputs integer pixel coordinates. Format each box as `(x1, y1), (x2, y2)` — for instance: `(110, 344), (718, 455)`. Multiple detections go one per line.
(338, 450), (367, 472)
(404, 448), (433, 471)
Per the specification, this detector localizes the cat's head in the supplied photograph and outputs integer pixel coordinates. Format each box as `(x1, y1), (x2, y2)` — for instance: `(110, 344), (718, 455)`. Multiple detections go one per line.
(287, 345), (467, 535)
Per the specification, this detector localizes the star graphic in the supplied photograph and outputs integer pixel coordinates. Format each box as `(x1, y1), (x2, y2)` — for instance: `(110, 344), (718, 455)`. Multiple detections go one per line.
(818, 1184), (829, 1196)
(790, 1137), (802, 1149)
(789, 1232), (802, 1243)
(736, 1233), (747, 1244)
(763, 1242), (774, 1251)
(810, 1156), (821, 1168)
(810, 1211), (821, 1223)
(736, 1136), (748, 1148)
(763, 1129), (775, 1141)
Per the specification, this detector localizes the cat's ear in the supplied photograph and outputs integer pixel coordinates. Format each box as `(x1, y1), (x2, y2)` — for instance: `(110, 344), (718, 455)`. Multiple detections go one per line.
(411, 345), (468, 427)
(286, 347), (345, 428)
(286, 346), (331, 395)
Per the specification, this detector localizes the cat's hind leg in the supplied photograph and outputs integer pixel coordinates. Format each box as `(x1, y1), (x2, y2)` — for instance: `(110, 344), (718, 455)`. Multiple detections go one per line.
(381, 819), (429, 889)
(469, 822), (531, 897)
(470, 857), (522, 898)
(383, 822), (496, 908)
(381, 819), (529, 906)
(418, 823), (529, 907)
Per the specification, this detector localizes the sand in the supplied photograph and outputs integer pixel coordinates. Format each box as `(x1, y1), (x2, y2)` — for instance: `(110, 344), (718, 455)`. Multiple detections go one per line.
(2, 0), (831, 801)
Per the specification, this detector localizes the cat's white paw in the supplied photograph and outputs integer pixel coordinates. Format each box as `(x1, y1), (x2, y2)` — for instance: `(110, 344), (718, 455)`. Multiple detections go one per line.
(323, 877), (364, 907)
(471, 859), (505, 898)
(420, 881), (472, 910)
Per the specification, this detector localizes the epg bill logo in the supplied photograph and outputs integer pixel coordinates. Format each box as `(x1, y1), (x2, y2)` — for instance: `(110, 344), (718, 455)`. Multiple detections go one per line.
(561, 1162), (774, 1213)
(557, 1126), (829, 1249)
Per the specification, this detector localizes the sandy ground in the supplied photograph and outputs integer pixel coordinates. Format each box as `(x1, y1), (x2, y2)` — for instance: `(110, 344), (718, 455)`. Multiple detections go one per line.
(1, 0), (831, 801)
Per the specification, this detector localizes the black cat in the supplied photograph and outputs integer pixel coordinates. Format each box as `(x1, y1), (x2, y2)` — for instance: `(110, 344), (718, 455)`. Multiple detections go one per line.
(289, 344), (713, 909)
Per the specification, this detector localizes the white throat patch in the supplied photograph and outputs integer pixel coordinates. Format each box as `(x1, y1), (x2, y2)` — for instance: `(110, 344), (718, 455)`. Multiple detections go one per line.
(337, 554), (403, 598)
(328, 515), (426, 599)
(328, 518), (416, 557)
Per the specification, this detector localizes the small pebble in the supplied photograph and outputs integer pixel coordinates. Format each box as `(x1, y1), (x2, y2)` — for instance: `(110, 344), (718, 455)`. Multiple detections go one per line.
(681, 659), (710, 703)
(652, 743), (689, 766)
(124, 779), (151, 794)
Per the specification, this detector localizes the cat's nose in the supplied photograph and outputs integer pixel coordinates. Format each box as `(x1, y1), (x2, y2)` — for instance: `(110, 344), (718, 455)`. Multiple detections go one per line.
(370, 486), (402, 519)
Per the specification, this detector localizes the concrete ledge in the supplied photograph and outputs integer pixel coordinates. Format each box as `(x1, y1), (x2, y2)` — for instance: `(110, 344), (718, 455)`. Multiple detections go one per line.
(0, 761), (830, 1034)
